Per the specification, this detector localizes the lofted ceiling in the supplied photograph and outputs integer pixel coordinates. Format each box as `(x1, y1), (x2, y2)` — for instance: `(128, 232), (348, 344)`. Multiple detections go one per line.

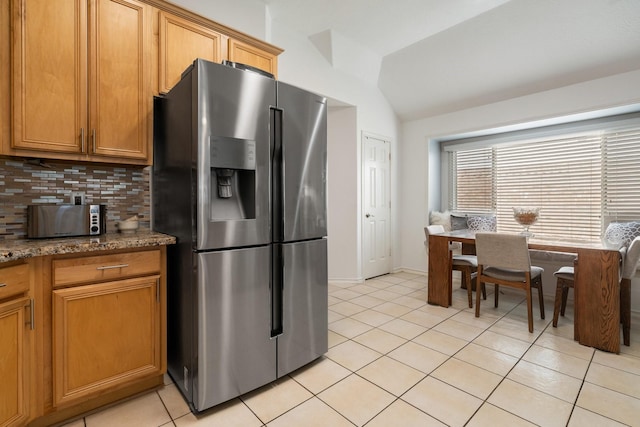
(263, 0), (640, 121)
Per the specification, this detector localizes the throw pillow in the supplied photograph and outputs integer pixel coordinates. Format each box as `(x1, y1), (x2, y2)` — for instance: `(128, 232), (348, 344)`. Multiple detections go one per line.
(604, 221), (640, 247)
(450, 214), (468, 230)
(467, 215), (497, 232)
(430, 210), (451, 231)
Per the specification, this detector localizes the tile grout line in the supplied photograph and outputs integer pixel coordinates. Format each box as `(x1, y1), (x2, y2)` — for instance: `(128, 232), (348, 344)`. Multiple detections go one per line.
(169, 274), (638, 426)
(336, 277), (583, 426)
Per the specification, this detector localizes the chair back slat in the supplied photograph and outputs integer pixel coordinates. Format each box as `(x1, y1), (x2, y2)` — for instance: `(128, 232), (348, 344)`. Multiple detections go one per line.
(622, 236), (640, 279)
(425, 225), (445, 243)
(476, 233), (531, 271)
(426, 225), (445, 235)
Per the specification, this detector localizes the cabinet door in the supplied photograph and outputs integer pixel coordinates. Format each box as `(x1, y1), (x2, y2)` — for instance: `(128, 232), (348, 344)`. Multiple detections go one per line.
(1, 1), (9, 155)
(88, 0), (152, 161)
(158, 11), (224, 94)
(52, 276), (162, 407)
(11, 0), (87, 154)
(0, 297), (31, 427)
(228, 38), (277, 77)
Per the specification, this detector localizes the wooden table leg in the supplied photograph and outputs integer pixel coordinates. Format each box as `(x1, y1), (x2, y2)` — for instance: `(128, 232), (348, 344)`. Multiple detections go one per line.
(428, 235), (452, 307)
(573, 257), (579, 342)
(574, 249), (620, 353)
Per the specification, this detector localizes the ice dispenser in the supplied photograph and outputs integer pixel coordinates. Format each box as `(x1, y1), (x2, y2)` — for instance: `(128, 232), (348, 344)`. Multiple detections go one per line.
(210, 136), (256, 219)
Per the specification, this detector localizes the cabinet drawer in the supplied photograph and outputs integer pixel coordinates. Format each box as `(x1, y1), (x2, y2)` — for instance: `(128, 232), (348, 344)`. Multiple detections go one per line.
(53, 250), (161, 287)
(0, 263), (30, 300)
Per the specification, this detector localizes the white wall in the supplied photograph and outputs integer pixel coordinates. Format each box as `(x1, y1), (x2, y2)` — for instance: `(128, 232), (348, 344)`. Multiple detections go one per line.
(167, 0), (401, 282)
(399, 69), (640, 274)
(270, 23), (400, 282)
(327, 107), (358, 281)
(167, 0), (640, 306)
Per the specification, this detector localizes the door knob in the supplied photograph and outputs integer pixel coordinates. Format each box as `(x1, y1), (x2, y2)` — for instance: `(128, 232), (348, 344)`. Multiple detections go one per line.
(365, 213), (374, 218)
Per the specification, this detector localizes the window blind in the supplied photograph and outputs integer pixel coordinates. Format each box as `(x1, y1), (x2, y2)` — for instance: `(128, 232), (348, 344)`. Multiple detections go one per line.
(450, 148), (494, 213)
(603, 128), (640, 222)
(447, 114), (640, 243)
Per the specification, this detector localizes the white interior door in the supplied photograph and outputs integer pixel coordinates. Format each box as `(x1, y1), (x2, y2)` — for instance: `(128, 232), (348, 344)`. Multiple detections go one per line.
(362, 134), (391, 279)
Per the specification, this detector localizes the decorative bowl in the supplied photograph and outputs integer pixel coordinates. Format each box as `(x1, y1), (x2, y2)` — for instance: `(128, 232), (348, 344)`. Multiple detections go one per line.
(116, 219), (139, 233)
(513, 207), (539, 237)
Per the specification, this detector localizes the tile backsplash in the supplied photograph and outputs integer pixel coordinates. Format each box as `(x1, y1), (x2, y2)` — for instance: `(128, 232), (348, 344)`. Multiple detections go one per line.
(0, 158), (151, 239)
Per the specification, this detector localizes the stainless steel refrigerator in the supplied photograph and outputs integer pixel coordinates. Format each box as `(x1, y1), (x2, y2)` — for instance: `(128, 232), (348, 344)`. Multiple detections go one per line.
(152, 59), (328, 412)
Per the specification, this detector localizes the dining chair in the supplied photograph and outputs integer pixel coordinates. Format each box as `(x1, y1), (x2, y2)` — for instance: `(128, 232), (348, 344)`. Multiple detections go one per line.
(424, 225), (485, 308)
(552, 266), (574, 327)
(621, 236), (640, 346)
(474, 232), (545, 332)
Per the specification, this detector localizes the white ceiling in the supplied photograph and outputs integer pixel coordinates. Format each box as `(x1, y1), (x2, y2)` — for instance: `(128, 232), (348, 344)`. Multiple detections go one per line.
(264, 0), (640, 121)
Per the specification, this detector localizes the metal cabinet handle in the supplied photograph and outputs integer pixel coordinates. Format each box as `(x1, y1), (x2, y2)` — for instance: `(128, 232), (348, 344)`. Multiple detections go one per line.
(29, 299), (35, 330)
(96, 264), (129, 270)
(81, 128), (86, 152)
(0, 283), (6, 288)
(91, 129), (96, 153)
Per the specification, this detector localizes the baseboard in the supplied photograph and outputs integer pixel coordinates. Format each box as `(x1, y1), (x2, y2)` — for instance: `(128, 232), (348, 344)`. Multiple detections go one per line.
(329, 269), (426, 283)
(328, 277), (365, 284)
(392, 267), (427, 276)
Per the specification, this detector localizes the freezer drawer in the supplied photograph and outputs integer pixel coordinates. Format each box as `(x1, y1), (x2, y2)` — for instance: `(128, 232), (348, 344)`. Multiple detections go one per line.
(277, 238), (328, 377)
(195, 246), (275, 411)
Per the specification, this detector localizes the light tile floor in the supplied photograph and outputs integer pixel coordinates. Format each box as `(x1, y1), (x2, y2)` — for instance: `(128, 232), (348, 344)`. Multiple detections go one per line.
(62, 272), (640, 427)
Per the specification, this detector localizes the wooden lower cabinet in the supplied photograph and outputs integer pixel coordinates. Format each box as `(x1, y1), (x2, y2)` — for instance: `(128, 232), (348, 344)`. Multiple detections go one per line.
(20, 246), (168, 427)
(0, 297), (31, 427)
(52, 275), (162, 407)
(0, 260), (33, 427)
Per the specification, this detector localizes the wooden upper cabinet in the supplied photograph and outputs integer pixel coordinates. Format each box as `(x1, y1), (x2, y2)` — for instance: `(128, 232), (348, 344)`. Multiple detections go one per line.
(158, 11), (224, 94)
(11, 0), (87, 155)
(89, 0), (152, 161)
(155, 3), (282, 93)
(7, 0), (280, 164)
(0, 1), (10, 156)
(228, 38), (278, 77)
(10, 0), (152, 164)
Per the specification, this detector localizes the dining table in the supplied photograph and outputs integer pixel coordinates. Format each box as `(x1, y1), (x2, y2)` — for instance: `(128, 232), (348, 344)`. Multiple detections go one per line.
(427, 229), (622, 353)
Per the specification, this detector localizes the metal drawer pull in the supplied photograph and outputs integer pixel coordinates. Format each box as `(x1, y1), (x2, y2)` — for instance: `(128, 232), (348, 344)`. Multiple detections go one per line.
(29, 299), (35, 330)
(96, 264), (129, 270)
(0, 283), (6, 288)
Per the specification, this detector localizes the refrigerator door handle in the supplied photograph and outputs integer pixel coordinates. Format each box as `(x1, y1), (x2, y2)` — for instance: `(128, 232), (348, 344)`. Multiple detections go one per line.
(270, 107), (284, 242)
(271, 244), (284, 338)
